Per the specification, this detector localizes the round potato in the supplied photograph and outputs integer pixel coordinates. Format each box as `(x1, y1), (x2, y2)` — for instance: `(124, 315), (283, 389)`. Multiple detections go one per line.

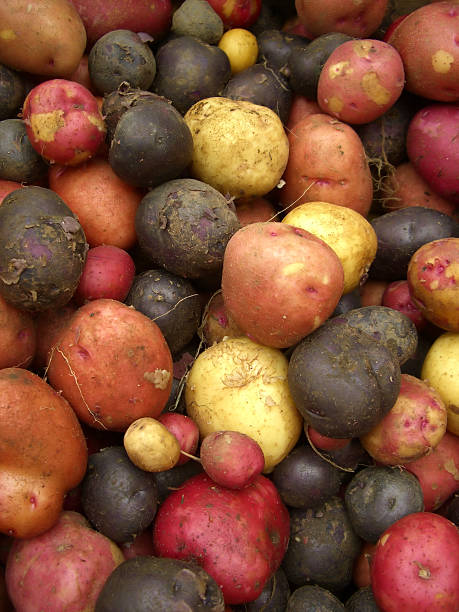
(421, 332), (459, 436)
(185, 336), (303, 473)
(282, 201), (377, 294)
(184, 97), (289, 198)
(124, 417), (181, 472)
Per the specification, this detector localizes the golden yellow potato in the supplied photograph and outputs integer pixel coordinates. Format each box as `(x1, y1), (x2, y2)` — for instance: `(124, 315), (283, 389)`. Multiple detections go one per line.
(185, 336), (303, 473)
(282, 201), (378, 294)
(218, 28), (258, 74)
(124, 417), (181, 472)
(0, 0), (87, 78)
(184, 97), (289, 198)
(421, 332), (459, 435)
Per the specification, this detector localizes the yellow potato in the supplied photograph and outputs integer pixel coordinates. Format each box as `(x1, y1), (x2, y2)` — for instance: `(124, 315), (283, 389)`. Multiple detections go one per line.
(282, 201), (378, 294)
(0, 0), (86, 78)
(184, 97), (289, 198)
(185, 336), (303, 472)
(124, 417), (181, 472)
(218, 28), (258, 74)
(421, 332), (459, 435)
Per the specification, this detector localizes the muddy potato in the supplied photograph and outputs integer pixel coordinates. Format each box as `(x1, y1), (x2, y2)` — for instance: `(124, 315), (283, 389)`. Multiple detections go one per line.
(282, 201), (377, 294)
(184, 97), (289, 198)
(124, 417), (181, 472)
(185, 336), (303, 473)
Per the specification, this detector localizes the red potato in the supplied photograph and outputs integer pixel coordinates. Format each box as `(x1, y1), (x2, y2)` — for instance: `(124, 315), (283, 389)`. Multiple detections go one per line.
(406, 103), (459, 205)
(200, 292), (245, 346)
(205, 0), (261, 28)
(0, 294), (36, 369)
(407, 238), (459, 332)
(153, 473), (290, 605)
(68, 55), (96, 93)
(382, 280), (427, 331)
(22, 79), (106, 166)
(73, 245), (136, 305)
(306, 424), (351, 452)
(120, 528), (156, 560)
(402, 431), (459, 511)
(285, 94), (321, 132)
(295, 0), (388, 38)
(280, 113), (373, 217)
(360, 374), (447, 465)
(33, 303), (78, 371)
(46, 298), (173, 431)
(156, 413), (200, 466)
(221, 222), (344, 348)
(69, 0), (172, 46)
(353, 541), (377, 589)
(382, 162), (457, 218)
(234, 196), (277, 226)
(387, 2), (459, 102)
(371, 512), (459, 612)
(199, 431), (265, 489)
(359, 279), (389, 307)
(49, 158), (143, 249)
(0, 180), (22, 204)
(5, 511), (124, 612)
(317, 39), (405, 125)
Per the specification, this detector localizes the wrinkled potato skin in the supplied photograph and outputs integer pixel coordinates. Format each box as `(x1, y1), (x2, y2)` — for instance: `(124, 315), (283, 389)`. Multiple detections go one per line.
(184, 97), (289, 198)
(0, 0), (87, 78)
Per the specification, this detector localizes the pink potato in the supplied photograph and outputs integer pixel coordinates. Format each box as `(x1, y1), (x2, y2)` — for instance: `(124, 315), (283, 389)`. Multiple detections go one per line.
(360, 374), (447, 465)
(295, 0), (388, 38)
(221, 222), (344, 348)
(387, 1), (459, 102)
(317, 39), (405, 125)
(73, 245), (136, 305)
(280, 113), (373, 216)
(200, 431), (265, 489)
(407, 237), (459, 332)
(403, 431), (459, 511)
(371, 512), (459, 612)
(406, 103), (459, 205)
(5, 511), (124, 612)
(22, 79), (106, 166)
(382, 280), (427, 331)
(153, 472), (290, 605)
(156, 412), (200, 466)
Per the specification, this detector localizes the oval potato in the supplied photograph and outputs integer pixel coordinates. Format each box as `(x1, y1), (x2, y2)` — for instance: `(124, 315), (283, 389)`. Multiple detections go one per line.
(184, 97), (289, 198)
(185, 336), (303, 473)
(283, 201), (377, 294)
(0, 0), (87, 78)
(124, 417), (181, 472)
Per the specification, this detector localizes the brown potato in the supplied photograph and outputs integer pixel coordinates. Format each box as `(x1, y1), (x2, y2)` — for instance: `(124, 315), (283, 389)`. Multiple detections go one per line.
(0, 0), (87, 78)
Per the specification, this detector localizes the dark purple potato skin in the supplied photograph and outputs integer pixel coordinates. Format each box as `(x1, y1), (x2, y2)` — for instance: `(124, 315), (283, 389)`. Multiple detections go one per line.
(344, 466), (424, 543)
(333, 288), (362, 316)
(288, 318), (401, 439)
(135, 178), (240, 280)
(282, 497), (361, 592)
(233, 568), (291, 611)
(256, 29), (309, 78)
(369, 207), (459, 282)
(287, 585), (345, 611)
(125, 269), (201, 355)
(222, 63), (292, 124)
(0, 65), (25, 120)
(152, 35), (231, 114)
(345, 586), (380, 611)
(0, 186), (87, 312)
(109, 100), (193, 190)
(336, 306), (418, 365)
(272, 445), (342, 509)
(0, 119), (48, 183)
(95, 556), (225, 612)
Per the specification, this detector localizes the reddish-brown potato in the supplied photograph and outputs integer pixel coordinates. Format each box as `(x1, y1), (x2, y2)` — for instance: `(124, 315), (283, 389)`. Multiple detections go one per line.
(235, 196), (277, 226)
(359, 279), (389, 307)
(286, 94), (321, 131)
(0, 294), (36, 369)
(156, 413), (200, 466)
(46, 299), (173, 431)
(0, 368), (87, 539)
(0, 180), (22, 204)
(221, 222), (344, 348)
(33, 303), (78, 371)
(200, 291), (245, 346)
(280, 113), (373, 216)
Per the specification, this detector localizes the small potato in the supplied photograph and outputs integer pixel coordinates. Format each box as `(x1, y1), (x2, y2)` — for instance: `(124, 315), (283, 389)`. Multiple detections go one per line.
(282, 201), (377, 294)
(124, 417), (181, 472)
(184, 97), (289, 198)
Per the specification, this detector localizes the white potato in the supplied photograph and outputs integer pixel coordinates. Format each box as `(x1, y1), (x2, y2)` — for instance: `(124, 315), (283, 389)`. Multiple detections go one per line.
(283, 201), (378, 294)
(184, 97), (289, 198)
(124, 417), (181, 472)
(185, 336), (303, 472)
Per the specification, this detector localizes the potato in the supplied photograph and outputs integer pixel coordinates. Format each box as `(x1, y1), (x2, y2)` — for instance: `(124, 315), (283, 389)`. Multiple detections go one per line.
(184, 97), (289, 198)
(0, 0), (87, 78)
(421, 332), (459, 435)
(282, 201), (377, 294)
(124, 417), (181, 472)
(185, 336), (303, 473)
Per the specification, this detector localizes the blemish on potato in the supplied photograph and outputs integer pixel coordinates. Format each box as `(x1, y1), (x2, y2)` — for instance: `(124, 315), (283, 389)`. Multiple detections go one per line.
(143, 369), (171, 389)
(361, 72), (391, 106)
(329, 61), (353, 79)
(328, 97), (344, 113)
(352, 40), (374, 58)
(0, 29), (16, 40)
(28, 111), (65, 143)
(282, 262), (305, 276)
(431, 50), (454, 73)
(380, 533), (390, 546)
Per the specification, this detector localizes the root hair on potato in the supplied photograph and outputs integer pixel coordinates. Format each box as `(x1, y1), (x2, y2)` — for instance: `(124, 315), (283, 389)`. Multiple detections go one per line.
(267, 180), (317, 221)
(151, 293), (199, 323)
(305, 426), (355, 473)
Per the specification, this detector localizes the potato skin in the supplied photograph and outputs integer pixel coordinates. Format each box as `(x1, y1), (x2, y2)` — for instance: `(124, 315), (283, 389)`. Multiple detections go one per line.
(0, 0), (86, 78)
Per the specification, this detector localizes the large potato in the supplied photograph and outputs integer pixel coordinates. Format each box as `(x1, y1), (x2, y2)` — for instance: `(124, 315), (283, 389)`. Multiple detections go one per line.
(0, 0), (87, 78)
(184, 97), (289, 198)
(185, 336), (303, 473)
(282, 201), (377, 294)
